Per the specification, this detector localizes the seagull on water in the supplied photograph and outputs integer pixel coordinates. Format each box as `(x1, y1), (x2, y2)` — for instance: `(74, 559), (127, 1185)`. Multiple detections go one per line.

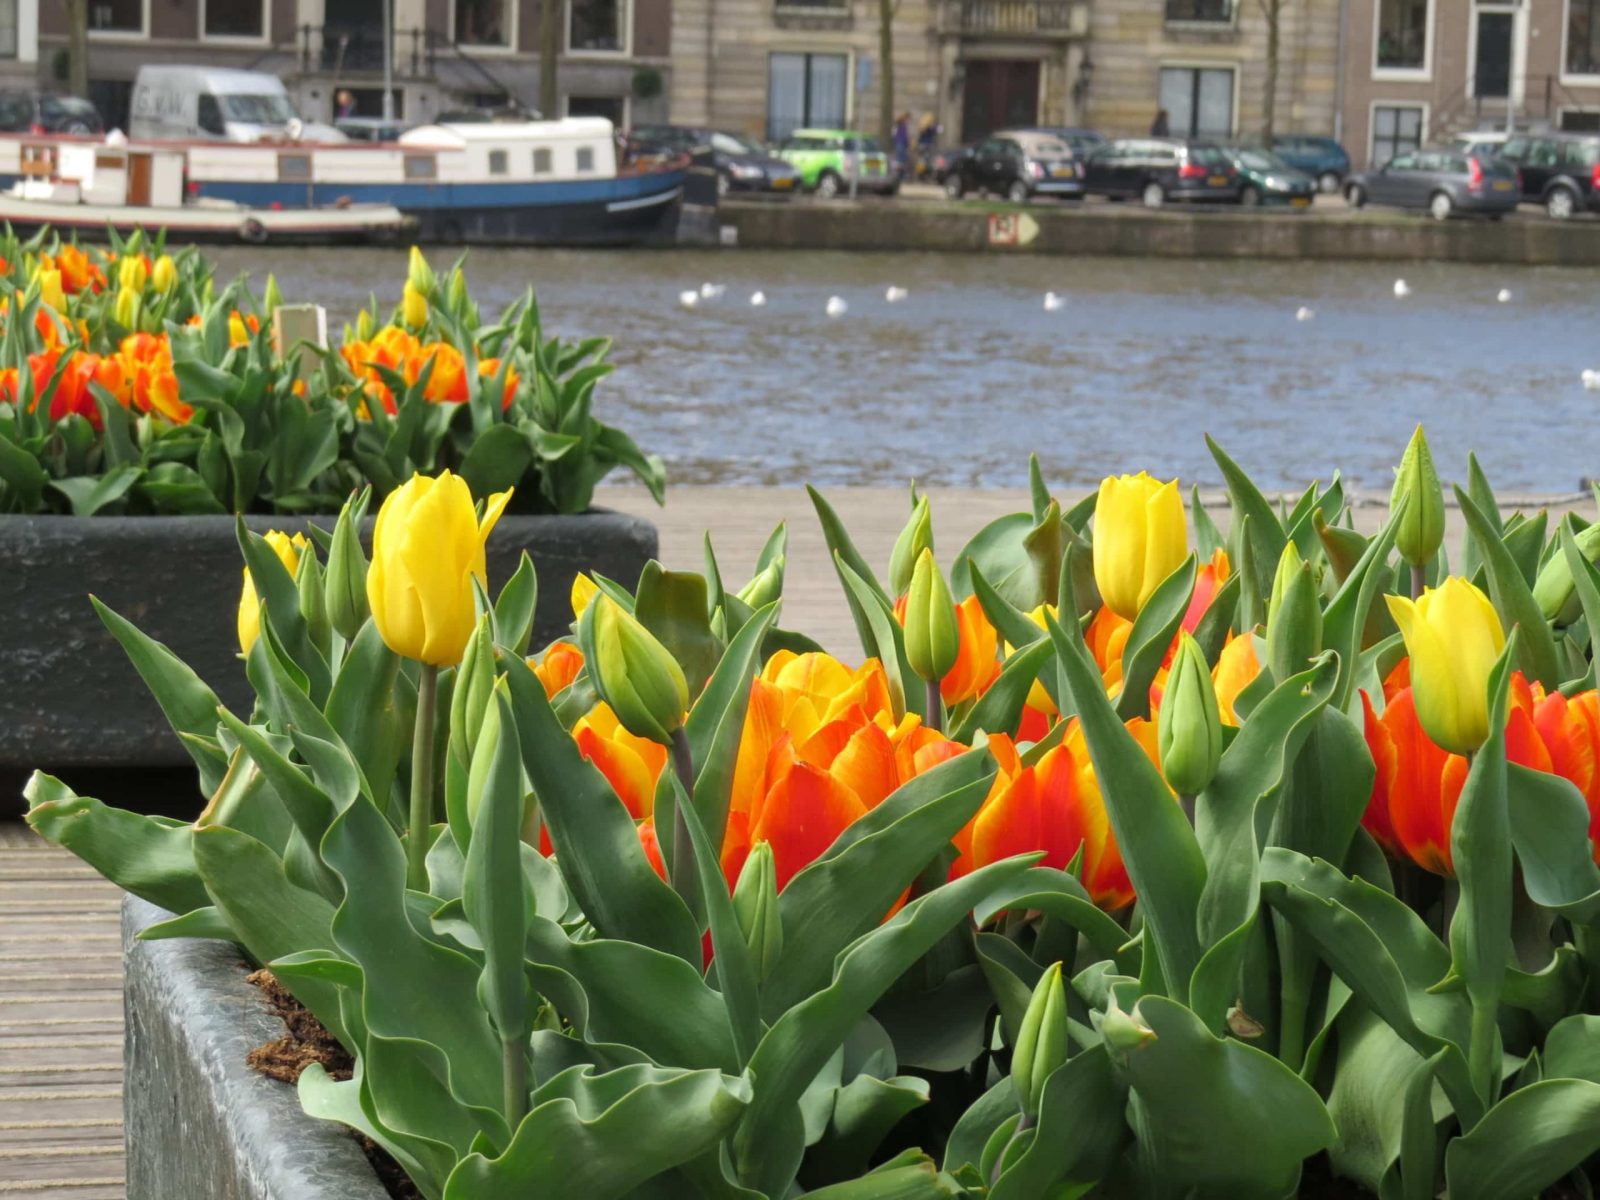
(825, 296), (848, 318)
(1497, 288), (1512, 303)
(1584, 369), (1600, 392)
(1295, 306), (1315, 322)
(700, 282), (725, 300)
(750, 291), (767, 307)
(885, 285), (908, 303)
(1043, 291), (1064, 311)
(678, 290), (699, 309)
(1393, 279), (1412, 298)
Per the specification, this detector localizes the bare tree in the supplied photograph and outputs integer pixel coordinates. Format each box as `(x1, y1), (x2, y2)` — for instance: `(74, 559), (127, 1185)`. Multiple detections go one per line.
(539, 0), (563, 118)
(878, 0), (896, 146)
(1258, 0), (1285, 146)
(64, 0), (88, 99)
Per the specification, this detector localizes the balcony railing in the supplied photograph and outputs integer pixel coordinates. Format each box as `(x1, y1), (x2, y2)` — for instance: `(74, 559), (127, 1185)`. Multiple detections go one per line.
(939, 0), (1077, 35)
(1165, 0), (1232, 21)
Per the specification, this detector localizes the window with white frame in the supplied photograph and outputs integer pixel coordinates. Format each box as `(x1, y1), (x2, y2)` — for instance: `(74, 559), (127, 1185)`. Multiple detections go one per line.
(569, 0), (625, 52)
(456, 0), (511, 46)
(0, 0), (17, 55)
(206, 0), (265, 38)
(89, 0), (143, 34)
(767, 52), (847, 142)
(1372, 104), (1424, 163)
(1165, 0), (1231, 22)
(1376, 0), (1429, 70)
(1569, 0), (1600, 75)
(1158, 66), (1234, 138)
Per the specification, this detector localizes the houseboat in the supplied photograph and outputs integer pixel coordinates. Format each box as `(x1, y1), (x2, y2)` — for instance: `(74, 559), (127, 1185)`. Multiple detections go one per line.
(0, 117), (687, 246)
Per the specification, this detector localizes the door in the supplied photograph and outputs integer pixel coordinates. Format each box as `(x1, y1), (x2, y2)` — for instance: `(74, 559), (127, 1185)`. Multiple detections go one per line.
(1474, 10), (1513, 98)
(961, 61), (1040, 142)
(127, 152), (151, 206)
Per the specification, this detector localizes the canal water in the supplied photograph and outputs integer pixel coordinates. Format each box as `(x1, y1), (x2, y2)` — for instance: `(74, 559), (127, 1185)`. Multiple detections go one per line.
(210, 246), (1600, 494)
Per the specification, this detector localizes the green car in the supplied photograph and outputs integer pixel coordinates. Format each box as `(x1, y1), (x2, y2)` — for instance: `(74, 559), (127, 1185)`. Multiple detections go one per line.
(1219, 145), (1317, 208)
(776, 128), (901, 199)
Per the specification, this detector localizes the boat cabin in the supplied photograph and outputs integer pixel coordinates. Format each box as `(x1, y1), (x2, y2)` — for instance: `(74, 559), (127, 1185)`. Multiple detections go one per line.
(0, 140), (186, 207)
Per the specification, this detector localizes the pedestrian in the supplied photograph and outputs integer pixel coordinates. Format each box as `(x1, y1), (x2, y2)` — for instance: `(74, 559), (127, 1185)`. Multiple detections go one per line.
(1150, 108), (1170, 137)
(335, 89), (356, 120)
(892, 112), (911, 178)
(916, 112), (938, 178)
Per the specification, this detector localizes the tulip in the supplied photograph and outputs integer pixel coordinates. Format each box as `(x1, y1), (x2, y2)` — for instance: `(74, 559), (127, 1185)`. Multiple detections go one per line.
(940, 595), (1001, 706)
(731, 841), (783, 981)
(117, 254), (147, 294)
(888, 495), (934, 598)
(1212, 633), (1262, 726)
(1533, 520), (1600, 625)
(904, 549), (959, 721)
(237, 530), (309, 656)
(407, 245), (436, 294)
(570, 572), (599, 620)
(366, 470), (512, 668)
(37, 268), (64, 311)
(589, 596), (689, 746)
(726, 739), (869, 891)
(324, 492), (370, 640)
(403, 283), (428, 330)
(531, 640), (585, 698)
(1012, 962), (1068, 1120)
(151, 255), (176, 294)
(113, 287), (138, 329)
(572, 702), (667, 822)
(1159, 632), (1222, 798)
(263, 272), (283, 313)
(228, 312), (259, 347)
(1266, 543), (1322, 683)
(1012, 604), (1060, 714)
(1391, 425), (1445, 571)
(1533, 690), (1600, 861)
(737, 556), (785, 611)
(1385, 579), (1505, 756)
(420, 342), (468, 403)
(1093, 471), (1187, 620)
(476, 356), (520, 411)
(463, 679), (505, 826)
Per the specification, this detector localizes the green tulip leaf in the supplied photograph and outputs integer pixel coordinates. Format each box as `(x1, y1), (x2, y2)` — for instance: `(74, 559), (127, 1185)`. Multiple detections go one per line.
(1324, 1007), (1443, 1197)
(1321, 501), (1403, 709)
(989, 1043), (1126, 1200)
(1443, 1079), (1600, 1200)
(1207, 435), (1288, 607)
(634, 562), (721, 698)
(1454, 487), (1560, 689)
(950, 637), (1053, 743)
(837, 556), (921, 720)
(1559, 523), (1600, 688)
(1114, 554), (1196, 722)
(1506, 763), (1600, 921)
(492, 552), (538, 656)
(809, 484), (893, 656)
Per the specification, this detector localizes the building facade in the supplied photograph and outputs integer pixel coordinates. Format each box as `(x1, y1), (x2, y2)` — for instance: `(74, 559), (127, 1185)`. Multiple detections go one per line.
(34, 0), (670, 130)
(1340, 0), (1600, 168)
(0, 0), (37, 89)
(1082, 0), (1340, 141)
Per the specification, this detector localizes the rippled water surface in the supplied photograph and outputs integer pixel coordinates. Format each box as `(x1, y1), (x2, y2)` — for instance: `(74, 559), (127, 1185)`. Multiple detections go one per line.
(211, 245), (1600, 492)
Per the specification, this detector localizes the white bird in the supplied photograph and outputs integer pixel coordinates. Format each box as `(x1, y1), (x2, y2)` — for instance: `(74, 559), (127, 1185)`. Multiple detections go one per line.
(700, 281), (725, 300)
(884, 285), (908, 303)
(1295, 306), (1315, 322)
(1043, 291), (1064, 312)
(749, 291), (767, 307)
(1393, 279), (1412, 298)
(825, 296), (848, 318)
(678, 290), (699, 309)
(1497, 288), (1513, 303)
(1584, 369), (1600, 392)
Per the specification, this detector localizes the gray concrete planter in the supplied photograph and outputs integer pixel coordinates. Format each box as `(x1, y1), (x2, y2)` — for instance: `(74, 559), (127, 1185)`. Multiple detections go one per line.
(1, 509), (656, 769)
(124, 896), (389, 1200)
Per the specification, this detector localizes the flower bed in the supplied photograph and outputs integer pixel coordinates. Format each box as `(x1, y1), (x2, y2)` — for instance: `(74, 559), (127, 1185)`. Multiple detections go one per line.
(28, 429), (1600, 1199)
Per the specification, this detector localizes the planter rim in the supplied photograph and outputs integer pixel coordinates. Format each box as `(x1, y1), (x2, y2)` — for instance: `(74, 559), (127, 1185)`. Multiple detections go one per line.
(0, 505), (644, 527)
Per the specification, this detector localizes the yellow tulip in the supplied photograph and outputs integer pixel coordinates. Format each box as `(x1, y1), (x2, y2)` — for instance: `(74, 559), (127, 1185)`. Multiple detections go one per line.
(238, 531), (310, 656)
(402, 280), (428, 329)
(1385, 578), (1505, 756)
(114, 287), (139, 329)
(1016, 603), (1058, 714)
(151, 255), (176, 294)
(570, 572), (598, 619)
(118, 255), (147, 293)
(366, 471), (513, 666)
(37, 268), (64, 311)
(1093, 472), (1187, 620)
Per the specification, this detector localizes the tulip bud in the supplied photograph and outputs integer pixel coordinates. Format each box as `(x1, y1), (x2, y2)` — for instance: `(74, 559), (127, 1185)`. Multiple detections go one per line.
(402, 280), (428, 329)
(570, 572), (598, 620)
(1385, 577), (1504, 756)
(904, 548), (959, 685)
(1534, 519), (1600, 625)
(406, 245), (436, 295)
(296, 547), (331, 651)
(1267, 543), (1323, 683)
(37, 268), (64, 311)
(1094, 471), (1188, 621)
(1011, 962), (1068, 1119)
(324, 493), (370, 640)
(590, 596), (689, 745)
(113, 287), (138, 329)
(1390, 425), (1445, 569)
(118, 255), (147, 294)
(151, 255), (176, 294)
(354, 307), (375, 341)
(736, 556), (784, 610)
(888, 495), (934, 598)
(450, 616), (497, 767)
(1159, 633), (1222, 796)
(448, 268), (469, 315)
(263, 272), (283, 314)
(732, 841), (783, 981)
(237, 530), (309, 657)
(464, 679), (504, 825)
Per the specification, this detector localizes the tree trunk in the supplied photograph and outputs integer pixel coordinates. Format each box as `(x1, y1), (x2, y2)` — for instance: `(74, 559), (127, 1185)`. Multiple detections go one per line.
(65, 0), (88, 99)
(539, 0), (563, 118)
(1261, 0), (1281, 146)
(878, 0), (894, 147)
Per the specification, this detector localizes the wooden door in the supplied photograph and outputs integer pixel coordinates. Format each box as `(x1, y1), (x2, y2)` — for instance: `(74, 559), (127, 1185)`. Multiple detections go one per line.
(961, 61), (1040, 142)
(127, 153), (152, 206)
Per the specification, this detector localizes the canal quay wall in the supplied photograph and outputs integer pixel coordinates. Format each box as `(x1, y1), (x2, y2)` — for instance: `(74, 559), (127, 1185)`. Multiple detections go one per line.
(717, 200), (1600, 266)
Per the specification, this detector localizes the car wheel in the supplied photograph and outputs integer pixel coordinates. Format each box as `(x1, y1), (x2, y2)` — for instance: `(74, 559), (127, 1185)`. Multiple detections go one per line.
(1141, 182), (1165, 209)
(1547, 186), (1578, 220)
(1345, 183), (1367, 209)
(1238, 185), (1261, 207)
(816, 171), (841, 199)
(1429, 191), (1453, 221)
(943, 174), (964, 199)
(1318, 171), (1341, 194)
(1007, 180), (1031, 204)
(882, 182), (900, 198)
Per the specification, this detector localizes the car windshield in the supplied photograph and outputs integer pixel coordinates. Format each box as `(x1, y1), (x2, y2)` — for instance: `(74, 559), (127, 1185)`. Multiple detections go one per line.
(842, 137), (883, 152)
(40, 96), (98, 119)
(1237, 149), (1283, 170)
(220, 94), (296, 125)
(1188, 144), (1226, 165)
(711, 131), (765, 156)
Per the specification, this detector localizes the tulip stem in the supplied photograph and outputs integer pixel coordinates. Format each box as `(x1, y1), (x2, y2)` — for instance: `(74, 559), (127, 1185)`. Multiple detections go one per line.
(1410, 563), (1427, 600)
(502, 1034), (528, 1130)
(669, 727), (697, 902)
(406, 663), (440, 893)
(925, 679), (944, 736)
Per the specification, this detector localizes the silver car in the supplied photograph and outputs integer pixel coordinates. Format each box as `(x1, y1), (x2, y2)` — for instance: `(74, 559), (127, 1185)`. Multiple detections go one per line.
(1344, 148), (1519, 221)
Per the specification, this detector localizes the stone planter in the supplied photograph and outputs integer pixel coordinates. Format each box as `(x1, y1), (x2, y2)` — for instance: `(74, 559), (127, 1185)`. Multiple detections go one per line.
(123, 896), (389, 1200)
(0, 509), (656, 769)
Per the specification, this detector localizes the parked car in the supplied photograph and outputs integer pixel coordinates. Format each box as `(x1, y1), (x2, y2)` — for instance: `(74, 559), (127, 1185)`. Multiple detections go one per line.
(0, 90), (103, 136)
(776, 129), (899, 198)
(334, 117), (411, 142)
(1246, 134), (1349, 193)
(1493, 131), (1600, 219)
(1027, 126), (1107, 158)
(1217, 146), (1316, 207)
(1343, 148), (1519, 220)
(930, 142), (978, 190)
(942, 130), (1082, 202)
(630, 124), (801, 196)
(1080, 138), (1239, 207)
(1452, 129), (1510, 161)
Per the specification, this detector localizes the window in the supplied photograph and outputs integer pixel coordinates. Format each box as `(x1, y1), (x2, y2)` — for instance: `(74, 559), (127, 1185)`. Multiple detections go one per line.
(404, 154), (437, 179)
(197, 95), (226, 136)
(533, 147), (552, 172)
(488, 149), (508, 174)
(1158, 67), (1234, 138)
(1527, 138), (1561, 167)
(576, 146), (595, 171)
(0, 0), (17, 56)
(1566, 138), (1600, 165)
(1570, 0), (1600, 75)
(205, 0), (265, 38)
(455, 0), (511, 46)
(1372, 104), (1423, 164)
(569, 0), (625, 52)
(1387, 151), (1418, 170)
(1376, 0), (1429, 71)
(1561, 111), (1600, 131)
(278, 153), (311, 181)
(1165, 0), (1231, 22)
(89, 0), (142, 33)
(767, 52), (847, 142)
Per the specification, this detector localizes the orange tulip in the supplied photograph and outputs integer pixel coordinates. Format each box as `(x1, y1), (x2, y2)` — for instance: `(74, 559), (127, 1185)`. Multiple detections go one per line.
(1533, 689), (1600, 862)
(115, 333), (189, 424)
(478, 357), (520, 411)
(893, 593), (1000, 707)
(1088, 548), (1232, 700)
(638, 819), (668, 880)
(1, 349), (125, 429)
(531, 641), (585, 698)
(1212, 633), (1262, 727)
(228, 311), (261, 348)
(573, 702), (666, 821)
(44, 244), (105, 295)
(420, 342), (469, 404)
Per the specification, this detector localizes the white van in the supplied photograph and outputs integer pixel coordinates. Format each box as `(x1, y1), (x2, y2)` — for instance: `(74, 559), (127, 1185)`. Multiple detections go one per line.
(129, 66), (345, 143)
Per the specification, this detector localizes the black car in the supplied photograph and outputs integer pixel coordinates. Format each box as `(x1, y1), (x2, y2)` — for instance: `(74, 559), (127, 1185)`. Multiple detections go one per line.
(1493, 131), (1600, 219)
(942, 130), (1082, 202)
(0, 90), (103, 135)
(1081, 138), (1239, 207)
(1343, 148), (1519, 220)
(629, 124), (801, 196)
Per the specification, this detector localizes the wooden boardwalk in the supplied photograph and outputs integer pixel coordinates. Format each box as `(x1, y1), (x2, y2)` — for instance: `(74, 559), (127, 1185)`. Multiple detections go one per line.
(0, 483), (1585, 1198)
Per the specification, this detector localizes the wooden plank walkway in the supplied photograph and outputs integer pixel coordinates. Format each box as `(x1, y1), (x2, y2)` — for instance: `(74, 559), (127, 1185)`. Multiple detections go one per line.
(0, 483), (1586, 1198)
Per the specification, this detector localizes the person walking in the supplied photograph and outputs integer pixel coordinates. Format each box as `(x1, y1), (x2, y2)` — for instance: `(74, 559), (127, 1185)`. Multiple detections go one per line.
(1150, 108), (1170, 136)
(892, 112), (912, 179)
(915, 112), (938, 178)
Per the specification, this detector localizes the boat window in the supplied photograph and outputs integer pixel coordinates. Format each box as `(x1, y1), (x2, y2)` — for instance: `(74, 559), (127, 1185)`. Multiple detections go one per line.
(404, 154), (438, 180)
(533, 147), (552, 173)
(279, 153), (312, 181)
(576, 146), (595, 171)
(488, 149), (508, 175)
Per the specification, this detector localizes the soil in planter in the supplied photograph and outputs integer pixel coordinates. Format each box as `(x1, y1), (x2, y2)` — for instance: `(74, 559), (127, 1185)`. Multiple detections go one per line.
(245, 970), (423, 1200)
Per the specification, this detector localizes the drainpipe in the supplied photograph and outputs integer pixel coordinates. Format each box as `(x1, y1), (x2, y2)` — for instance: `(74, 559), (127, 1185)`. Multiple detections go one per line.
(1332, 0), (1347, 141)
(706, 0), (716, 123)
